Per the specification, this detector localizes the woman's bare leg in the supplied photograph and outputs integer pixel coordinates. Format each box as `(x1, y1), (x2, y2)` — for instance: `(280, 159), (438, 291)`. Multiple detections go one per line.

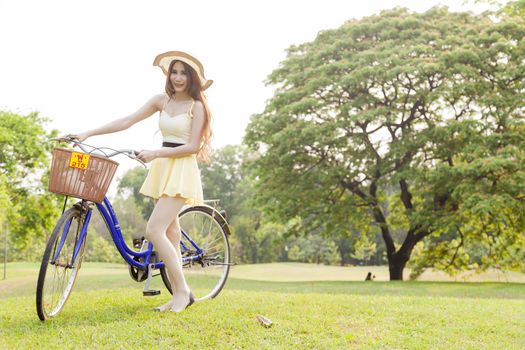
(166, 217), (182, 267)
(165, 213), (193, 311)
(145, 196), (192, 312)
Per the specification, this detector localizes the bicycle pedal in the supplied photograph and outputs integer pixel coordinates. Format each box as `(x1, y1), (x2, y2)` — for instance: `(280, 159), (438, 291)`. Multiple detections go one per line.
(143, 290), (161, 296)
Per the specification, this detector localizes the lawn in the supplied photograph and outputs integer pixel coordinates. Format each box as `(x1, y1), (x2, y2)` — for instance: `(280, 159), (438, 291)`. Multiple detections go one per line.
(0, 263), (524, 349)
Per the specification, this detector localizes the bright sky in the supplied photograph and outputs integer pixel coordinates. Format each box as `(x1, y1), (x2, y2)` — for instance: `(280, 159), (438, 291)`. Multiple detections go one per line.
(0, 0), (493, 194)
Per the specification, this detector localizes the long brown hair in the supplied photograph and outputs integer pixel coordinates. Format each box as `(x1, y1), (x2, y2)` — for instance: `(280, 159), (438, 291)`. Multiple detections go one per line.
(165, 59), (212, 162)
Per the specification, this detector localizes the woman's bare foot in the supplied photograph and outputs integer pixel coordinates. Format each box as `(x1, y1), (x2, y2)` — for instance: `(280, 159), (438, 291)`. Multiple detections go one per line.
(153, 300), (173, 312)
(170, 291), (194, 312)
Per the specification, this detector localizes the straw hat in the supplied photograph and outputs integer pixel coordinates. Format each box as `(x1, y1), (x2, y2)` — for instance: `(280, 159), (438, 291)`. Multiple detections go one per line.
(153, 51), (213, 90)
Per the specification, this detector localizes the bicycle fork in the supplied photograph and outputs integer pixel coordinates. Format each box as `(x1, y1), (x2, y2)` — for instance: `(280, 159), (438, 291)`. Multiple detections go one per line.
(52, 206), (92, 268)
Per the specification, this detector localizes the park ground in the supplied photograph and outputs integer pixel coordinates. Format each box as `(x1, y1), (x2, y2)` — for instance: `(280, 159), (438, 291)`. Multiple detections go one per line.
(0, 262), (524, 349)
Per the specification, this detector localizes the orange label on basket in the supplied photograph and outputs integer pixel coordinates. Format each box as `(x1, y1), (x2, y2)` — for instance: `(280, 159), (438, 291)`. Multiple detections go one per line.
(69, 152), (90, 170)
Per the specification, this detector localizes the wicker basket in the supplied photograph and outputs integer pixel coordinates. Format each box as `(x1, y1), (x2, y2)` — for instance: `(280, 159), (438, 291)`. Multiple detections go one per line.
(48, 148), (119, 203)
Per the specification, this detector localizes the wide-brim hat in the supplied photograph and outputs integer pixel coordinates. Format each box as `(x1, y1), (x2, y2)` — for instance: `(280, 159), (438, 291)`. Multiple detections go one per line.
(153, 51), (213, 90)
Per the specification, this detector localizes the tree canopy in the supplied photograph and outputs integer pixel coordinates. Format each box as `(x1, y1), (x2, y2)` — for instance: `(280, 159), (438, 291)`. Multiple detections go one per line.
(0, 111), (60, 260)
(245, 7), (525, 279)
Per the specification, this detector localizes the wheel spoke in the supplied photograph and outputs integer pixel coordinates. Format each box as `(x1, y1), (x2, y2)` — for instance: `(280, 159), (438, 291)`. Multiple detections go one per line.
(203, 236), (221, 251)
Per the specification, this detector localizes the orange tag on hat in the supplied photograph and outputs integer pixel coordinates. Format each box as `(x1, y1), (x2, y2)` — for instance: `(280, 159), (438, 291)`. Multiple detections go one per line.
(69, 152), (90, 170)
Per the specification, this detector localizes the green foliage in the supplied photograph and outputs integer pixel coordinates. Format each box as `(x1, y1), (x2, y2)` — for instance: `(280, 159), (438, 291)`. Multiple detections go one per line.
(478, 0), (525, 17)
(8, 195), (59, 260)
(0, 111), (51, 182)
(0, 111), (61, 261)
(200, 145), (351, 265)
(286, 234), (341, 265)
(505, 0), (525, 16)
(84, 194), (147, 263)
(200, 145), (272, 263)
(351, 234), (377, 265)
(201, 145), (244, 217)
(244, 7), (525, 279)
(85, 234), (119, 263)
(0, 174), (12, 226)
(117, 166), (153, 221)
(109, 193), (147, 242)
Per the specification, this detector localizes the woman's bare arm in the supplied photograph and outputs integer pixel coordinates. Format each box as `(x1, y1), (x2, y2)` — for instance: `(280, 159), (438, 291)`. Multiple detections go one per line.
(74, 94), (165, 141)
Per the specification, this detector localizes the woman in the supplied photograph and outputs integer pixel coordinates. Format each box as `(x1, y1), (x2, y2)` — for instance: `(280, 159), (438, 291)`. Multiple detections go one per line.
(73, 51), (213, 312)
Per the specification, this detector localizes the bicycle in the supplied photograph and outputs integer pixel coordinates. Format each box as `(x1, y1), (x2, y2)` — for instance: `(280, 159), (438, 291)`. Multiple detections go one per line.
(36, 137), (232, 321)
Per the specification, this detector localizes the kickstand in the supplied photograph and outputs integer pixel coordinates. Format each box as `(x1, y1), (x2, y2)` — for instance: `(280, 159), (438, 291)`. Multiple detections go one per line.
(143, 263), (160, 296)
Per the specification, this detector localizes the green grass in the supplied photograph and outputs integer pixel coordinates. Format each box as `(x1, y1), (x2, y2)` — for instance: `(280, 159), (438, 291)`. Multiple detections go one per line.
(230, 262), (525, 282)
(0, 263), (524, 349)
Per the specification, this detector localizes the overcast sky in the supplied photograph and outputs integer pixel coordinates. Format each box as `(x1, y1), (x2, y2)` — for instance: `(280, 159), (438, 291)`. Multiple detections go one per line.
(0, 0), (494, 194)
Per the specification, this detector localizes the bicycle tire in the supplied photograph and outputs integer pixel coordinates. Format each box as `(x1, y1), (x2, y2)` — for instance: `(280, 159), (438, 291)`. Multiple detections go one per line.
(160, 205), (231, 301)
(36, 207), (87, 321)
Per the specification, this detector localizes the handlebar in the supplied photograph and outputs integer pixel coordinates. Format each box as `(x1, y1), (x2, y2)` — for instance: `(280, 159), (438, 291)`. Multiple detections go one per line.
(51, 135), (146, 167)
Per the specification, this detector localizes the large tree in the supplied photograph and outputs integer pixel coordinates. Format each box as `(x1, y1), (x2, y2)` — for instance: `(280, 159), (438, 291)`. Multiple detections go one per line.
(245, 7), (525, 279)
(0, 111), (60, 260)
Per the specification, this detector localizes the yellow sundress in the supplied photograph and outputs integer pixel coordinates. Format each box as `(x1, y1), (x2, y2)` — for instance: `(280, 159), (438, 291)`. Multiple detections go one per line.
(139, 99), (203, 205)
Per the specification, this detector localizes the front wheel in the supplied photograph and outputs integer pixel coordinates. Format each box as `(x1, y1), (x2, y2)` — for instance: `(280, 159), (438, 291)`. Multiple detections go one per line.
(36, 207), (87, 321)
(161, 205), (231, 301)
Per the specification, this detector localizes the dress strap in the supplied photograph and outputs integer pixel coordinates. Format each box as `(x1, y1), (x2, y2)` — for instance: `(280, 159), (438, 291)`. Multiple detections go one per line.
(161, 93), (170, 112)
(188, 99), (196, 119)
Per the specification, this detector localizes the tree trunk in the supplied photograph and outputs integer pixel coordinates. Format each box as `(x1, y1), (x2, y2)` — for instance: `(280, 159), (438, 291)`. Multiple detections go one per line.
(335, 237), (351, 266)
(388, 255), (408, 280)
(251, 247), (258, 264)
(387, 231), (421, 280)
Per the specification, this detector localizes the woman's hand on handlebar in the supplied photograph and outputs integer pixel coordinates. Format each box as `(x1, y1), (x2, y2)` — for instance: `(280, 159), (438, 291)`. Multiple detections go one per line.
(136, 149), (157, 163)
(55, 133), (88, 143)
(69, 132), (90, 143)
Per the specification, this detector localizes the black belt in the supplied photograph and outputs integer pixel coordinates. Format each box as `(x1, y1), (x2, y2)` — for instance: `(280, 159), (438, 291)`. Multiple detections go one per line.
(162, 142), (184, 148)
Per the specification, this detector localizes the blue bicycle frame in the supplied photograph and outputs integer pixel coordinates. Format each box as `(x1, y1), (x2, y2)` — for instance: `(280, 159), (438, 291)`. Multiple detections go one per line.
(62, 197), (204, 270)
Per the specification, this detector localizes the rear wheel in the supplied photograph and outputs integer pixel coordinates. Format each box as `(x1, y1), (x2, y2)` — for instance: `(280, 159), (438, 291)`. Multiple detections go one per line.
(161, 205), (231, 301)
(36, 207), (87, 321)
